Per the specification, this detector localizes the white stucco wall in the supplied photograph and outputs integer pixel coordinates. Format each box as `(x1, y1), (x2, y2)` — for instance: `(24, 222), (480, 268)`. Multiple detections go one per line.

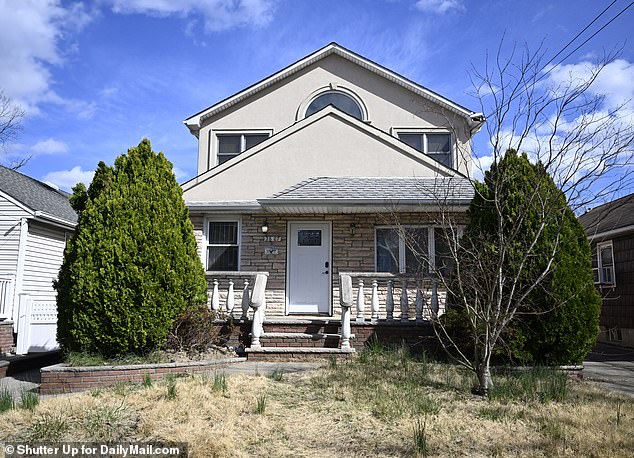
(184, 112), (452, 202)
(194, 54), (473, 177)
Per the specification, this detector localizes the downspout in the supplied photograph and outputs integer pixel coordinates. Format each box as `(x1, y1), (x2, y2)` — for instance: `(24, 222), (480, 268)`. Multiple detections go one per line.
(12, 217), (28, 329)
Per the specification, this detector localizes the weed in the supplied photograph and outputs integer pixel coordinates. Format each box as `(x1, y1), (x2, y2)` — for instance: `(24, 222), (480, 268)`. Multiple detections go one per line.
(268, 368), (284, 382)
(142, 373), (153, 388)
(477, 406), (509, 422)
(366, 337), (384, 355)
(113, 381), (129, 396)
(212, 372), (227, 394)
(489, 368), (569, 403)
(328, 356), (338, 369)
(255, 394), (267, 414)
(165, 376), (177, 400)
(19, 391), (39, 411)
(26, 411), (70, 441)
(82, 402), (136, 441)
(0, 388), (14, 412)
(413, 417), (428, 457)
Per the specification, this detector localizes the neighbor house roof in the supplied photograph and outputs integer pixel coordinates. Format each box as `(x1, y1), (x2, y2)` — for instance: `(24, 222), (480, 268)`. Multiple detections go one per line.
(184, 42), (485, 133)
(579, 192), (634, 238)
(0, 165), (77, 225)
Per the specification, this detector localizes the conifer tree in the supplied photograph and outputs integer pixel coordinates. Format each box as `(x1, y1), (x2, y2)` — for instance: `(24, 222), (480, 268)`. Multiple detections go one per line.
(56, 139), (207, 356)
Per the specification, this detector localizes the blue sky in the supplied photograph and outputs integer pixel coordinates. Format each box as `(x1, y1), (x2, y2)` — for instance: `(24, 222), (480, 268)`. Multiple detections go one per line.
(1, 0), (633, 191)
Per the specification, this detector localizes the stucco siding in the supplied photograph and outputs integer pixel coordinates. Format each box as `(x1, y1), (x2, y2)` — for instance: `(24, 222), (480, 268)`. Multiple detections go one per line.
(0, 194), (29, 277)
(185, 113), (449, 202)
(21, 221), (69, 303)
(197, 54), (472, 176)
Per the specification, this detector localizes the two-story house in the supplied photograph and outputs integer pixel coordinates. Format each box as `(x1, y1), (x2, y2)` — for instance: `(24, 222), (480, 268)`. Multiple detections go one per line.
(182, 43), (484, 357)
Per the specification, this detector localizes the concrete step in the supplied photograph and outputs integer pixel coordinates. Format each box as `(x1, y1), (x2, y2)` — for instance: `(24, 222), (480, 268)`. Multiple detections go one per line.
(245, 346), (356, 361)
(258, 332), (345, 349)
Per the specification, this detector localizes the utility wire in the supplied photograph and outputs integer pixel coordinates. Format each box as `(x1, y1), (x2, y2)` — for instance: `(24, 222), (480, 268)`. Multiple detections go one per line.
(540, 1), (634, 80)
(483, 1), (633, 118)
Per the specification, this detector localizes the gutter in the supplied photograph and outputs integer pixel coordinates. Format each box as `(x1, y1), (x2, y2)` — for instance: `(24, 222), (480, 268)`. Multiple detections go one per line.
(33, 211), (77, 229)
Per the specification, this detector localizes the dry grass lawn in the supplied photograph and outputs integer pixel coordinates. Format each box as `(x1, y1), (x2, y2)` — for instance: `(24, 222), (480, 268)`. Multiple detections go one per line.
(1, 348), (633, 457)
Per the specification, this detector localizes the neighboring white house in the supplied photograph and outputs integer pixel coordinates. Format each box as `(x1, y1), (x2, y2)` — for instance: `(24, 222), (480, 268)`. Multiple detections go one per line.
(181, 43), (484, 354)
(0, 165), (77, 354)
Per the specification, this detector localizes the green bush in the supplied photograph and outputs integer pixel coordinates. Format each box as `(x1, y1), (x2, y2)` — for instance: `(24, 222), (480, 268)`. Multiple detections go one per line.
(445, 149), (600, 366)
(55, 139), (207, 357)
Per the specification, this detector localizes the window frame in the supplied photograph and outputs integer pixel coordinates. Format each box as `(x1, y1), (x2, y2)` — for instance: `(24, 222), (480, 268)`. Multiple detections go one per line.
(375, 225), (461, 275)
(297, 85), (368, 121)
(595, 240), (616, 287)
(391, 127), (454, 168)
(211, 129), (273, 168)
(204, 216), (242, 272)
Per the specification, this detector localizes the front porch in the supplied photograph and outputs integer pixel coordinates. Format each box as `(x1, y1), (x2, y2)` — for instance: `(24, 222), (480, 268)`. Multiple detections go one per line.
(208, 271), (443, 359)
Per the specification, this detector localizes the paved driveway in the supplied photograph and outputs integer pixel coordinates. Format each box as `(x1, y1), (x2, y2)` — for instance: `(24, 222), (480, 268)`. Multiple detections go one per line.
(583, 342), (634, 398)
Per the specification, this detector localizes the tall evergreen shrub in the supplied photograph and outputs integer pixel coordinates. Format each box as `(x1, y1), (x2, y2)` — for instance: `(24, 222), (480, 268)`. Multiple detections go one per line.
(55, 139), (207, 356)
(447, 149), (600, 365)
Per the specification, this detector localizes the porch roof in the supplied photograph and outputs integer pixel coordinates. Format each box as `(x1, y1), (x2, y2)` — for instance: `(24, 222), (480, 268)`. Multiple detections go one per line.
(258, 176), (474, 213)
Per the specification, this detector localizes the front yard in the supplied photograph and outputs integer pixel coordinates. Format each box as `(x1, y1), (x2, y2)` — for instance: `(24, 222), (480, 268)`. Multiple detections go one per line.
(1, 347), (632, 457)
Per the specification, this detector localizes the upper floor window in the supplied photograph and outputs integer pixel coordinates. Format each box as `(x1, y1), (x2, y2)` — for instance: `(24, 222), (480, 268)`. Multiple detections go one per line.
(217, 132), (270, 165)
(397, 132), (453, 168)
(593, 241), (615, 286)
(305, 90), (363, 119)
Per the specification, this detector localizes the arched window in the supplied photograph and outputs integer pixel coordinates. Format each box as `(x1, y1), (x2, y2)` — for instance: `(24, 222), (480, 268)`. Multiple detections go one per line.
(305, 91), (363, 119)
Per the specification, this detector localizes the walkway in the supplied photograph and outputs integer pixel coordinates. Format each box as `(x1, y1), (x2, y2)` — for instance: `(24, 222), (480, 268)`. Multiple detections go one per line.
(583, 342), (634, 399)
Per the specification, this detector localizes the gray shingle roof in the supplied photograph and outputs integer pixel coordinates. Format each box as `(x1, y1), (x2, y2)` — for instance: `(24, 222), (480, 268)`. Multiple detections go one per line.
(266, 176), (474, 202)
(0, 165), (77, 224)
(579, 192), (634, 236)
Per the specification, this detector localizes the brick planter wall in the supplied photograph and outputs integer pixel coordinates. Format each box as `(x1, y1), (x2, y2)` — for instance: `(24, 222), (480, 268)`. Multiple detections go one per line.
(40, 357), (245, 394)
(0, 321), (14, 355)
(0, 360), (8, 378)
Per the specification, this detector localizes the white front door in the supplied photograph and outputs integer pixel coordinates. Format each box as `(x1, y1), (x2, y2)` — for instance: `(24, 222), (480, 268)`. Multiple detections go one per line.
(287, 222), (331, 315)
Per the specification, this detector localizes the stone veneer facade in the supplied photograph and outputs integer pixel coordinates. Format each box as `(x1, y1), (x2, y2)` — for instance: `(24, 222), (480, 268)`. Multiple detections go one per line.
(191, 212), (466, 318)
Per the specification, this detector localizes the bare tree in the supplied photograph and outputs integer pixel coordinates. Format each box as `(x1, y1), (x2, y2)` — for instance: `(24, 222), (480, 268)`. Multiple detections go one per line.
(0, 90), (29, 169)
(401, 44), (634, 395)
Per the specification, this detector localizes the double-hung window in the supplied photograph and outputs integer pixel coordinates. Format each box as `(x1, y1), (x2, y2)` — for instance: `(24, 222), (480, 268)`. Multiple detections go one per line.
(396, 131), (452, 168)
(376, 226), (457, 276)
(207, 220), (239, 271)
(593, 241), (615, 286)
(216, 132), (270, 165)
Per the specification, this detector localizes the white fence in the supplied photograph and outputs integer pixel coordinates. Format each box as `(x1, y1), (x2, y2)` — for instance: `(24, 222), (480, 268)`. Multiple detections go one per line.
(15, 294), (59, 355)
(0, 275), (15, 323)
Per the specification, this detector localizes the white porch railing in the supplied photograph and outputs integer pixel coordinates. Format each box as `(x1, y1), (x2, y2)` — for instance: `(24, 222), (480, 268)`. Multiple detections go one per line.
(0, 275), (15, 322)
(206, 272), (269, 349)
(338, 272), (443, 324)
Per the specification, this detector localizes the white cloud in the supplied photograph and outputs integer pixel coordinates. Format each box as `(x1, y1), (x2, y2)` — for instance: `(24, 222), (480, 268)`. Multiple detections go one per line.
(415, 0), (464, 14)
(31, 138), (68, 155)
(0, 0), (95, 114)
(43, 166), (94, 191)
(107, 0), (277, 33)
(545, 59), (634, 112)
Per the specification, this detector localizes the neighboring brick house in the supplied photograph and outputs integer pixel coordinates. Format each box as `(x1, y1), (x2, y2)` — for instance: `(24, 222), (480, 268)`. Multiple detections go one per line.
(0, 165), (77, 355)
(579, 192), (634, 347)
(181, 43), (484, 356)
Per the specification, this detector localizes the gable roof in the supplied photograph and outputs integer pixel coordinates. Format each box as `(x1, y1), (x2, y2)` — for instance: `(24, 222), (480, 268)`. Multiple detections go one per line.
(0, 165), (77, 225)
(181, 105), (463, 193)
(184, 42), (485, 133)
(579, 192), (634, 238)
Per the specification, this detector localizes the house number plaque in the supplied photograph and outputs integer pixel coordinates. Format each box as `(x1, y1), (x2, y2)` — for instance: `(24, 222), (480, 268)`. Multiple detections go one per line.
(265, 247), (279, 255)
